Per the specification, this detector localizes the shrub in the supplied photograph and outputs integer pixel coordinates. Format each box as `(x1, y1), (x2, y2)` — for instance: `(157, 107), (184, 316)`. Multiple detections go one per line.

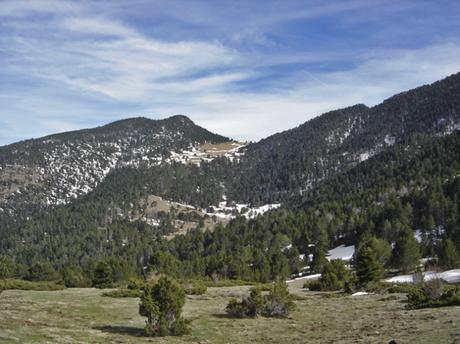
(263, 278), (295, 318)
(183, 280), (207, 295)
(27, 262), (60, 282)
(303, 261), (355, 292)
(407, 282), (460, 309)
(127, 277), (145, 290)
(226, 279), (294, 319)
(102, 289), (141, 298)
(303, 279), (321, 291)
(61, 266), (90, 288)
(225, 298), (248, 318)
(246, 287), (265, 316)
(139, 276), (190, 336)
(320, 260), (353, 291)
(225, 287), (264, 318)
(0, 255), (15, 279)
(0, 279), (65, 291)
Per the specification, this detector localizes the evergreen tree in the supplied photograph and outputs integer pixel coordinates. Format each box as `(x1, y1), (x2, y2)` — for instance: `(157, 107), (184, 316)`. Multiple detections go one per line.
(0, 255), (15, 279)
(263, 277), (294, 317)
(438, 238), (460, 269)
(139, 276), (190, 336)
(318, 259), (351, 291)
(92, 261), (113, 288)
(311, 229), (328, 273)
(356, 238), (384, 286)
(392, 229), (421, 273)
(27, 262), (59, 281)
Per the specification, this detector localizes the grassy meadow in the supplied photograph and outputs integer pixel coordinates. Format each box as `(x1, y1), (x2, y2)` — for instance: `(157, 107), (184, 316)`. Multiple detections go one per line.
(0, 282), (459, 343)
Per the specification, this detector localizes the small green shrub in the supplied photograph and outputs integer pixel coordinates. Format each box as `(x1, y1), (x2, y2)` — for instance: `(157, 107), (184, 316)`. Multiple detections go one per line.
(0, 279), (65, 291)
(102, 289), (141, 298)
(225, 287), (265, 318)
(406, 282), (460, 309)
(60, 266), (90, 288)
(127, 277), (145, 290)
(226, 279), (294, 319)
(139, 276), (190, 336)
(303, 260), (355, 292)
(183, 280), (207, 295)
(303, 279), (321, 291)
(225, 298), (248, 318)
(264, 278), (295, 317)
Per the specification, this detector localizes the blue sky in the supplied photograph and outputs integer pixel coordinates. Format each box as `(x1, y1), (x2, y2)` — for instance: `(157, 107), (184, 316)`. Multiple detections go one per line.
(1, 0), (460, 145)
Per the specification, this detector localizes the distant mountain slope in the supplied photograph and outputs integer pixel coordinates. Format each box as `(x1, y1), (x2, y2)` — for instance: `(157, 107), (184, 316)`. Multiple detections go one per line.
(1, 72), (460, 268)
(0, 115), (230, 212)
(224, 72), (460, 205)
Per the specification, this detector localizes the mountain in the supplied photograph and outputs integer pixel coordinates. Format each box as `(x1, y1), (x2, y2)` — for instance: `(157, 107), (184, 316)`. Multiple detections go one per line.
(224, 72), (460, 205)
(1, 72), (460, 275)
(0, 115), (231, 215)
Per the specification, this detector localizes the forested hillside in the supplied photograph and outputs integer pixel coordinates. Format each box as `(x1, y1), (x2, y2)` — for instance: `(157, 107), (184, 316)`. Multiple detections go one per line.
(223, 72), (460, 205)
(0, 72), (459, 283)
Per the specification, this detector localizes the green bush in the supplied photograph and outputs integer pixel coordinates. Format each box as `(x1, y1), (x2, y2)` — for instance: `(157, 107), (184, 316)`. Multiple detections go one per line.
(264, 278), (295, 317)
(225, 298), (248, 318)
(226, 287), (265, 318)
(303, 260), (355, 292)
(102, 289), (141, 298)
(0, 255), (15, 279)
(27, 262), (60, 282)
(60, 266), (90, 288)
(303, 279), (321, 291)
(226, 279), (294, 319)
(0, 279), (65, 291)
(139, 276), (190, 336)
(127, 277), (146, 290)
(183, 280), (207, 295)
(406, 282), (460, 309)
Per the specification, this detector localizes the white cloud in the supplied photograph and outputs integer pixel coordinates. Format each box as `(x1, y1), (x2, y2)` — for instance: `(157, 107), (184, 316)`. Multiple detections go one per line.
(1, 0), (460, 145)
(145, 43), (460, 141)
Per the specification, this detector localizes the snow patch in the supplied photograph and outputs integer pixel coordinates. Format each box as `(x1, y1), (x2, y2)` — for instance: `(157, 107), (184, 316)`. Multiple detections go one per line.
(385, 269), (460, 284)
(327, 245), (355, 261)
(286, 273), (321, 283)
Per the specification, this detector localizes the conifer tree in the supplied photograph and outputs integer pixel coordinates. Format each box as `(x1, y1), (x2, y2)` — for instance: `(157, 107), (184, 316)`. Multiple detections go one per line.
(139, 276), (190, 336)
(438, 238), (460, 269)
(392, 229), (421, 273)
(356, 239), (384, 286)
(0, 255), (14, 279)
(311, 229), (328, 273)
(92, 261), (113, 288)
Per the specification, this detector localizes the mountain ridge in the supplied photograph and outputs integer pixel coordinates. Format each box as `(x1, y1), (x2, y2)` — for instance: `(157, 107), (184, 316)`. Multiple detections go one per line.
(1, 72), (460, 270)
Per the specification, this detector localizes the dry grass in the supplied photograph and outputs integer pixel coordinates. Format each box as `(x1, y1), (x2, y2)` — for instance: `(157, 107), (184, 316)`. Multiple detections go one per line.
(0, 284), (459, 343)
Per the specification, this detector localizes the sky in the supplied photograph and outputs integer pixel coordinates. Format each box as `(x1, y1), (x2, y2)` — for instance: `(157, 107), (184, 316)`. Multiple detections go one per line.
(1, 0), (460, 145)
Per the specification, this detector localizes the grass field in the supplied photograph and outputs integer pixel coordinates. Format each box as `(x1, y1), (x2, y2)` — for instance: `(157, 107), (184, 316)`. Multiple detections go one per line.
(0, 282), (459, 343)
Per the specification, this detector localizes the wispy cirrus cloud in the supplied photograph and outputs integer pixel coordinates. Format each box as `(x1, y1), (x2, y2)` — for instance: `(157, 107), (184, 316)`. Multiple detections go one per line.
(1, 0), (460, 145)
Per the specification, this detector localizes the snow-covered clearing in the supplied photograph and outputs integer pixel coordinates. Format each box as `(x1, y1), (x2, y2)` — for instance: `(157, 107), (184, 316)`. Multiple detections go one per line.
(327, 244), (355, 261)
(286, 273), (321, 283)
(206, 202), (281, 220)
(385, 269), (460, 284)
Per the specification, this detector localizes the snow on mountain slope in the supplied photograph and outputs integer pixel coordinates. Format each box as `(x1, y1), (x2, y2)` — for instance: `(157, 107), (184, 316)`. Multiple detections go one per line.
(0, 116), (234, 210)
